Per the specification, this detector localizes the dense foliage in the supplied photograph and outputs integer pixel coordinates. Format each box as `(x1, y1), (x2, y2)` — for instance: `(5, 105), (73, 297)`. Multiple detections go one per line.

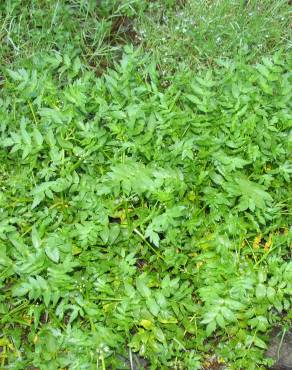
(0, 1), (291, 369)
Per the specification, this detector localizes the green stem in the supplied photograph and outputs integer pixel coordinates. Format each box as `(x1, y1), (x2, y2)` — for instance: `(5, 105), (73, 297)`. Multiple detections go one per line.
(133, 228), (164, 260)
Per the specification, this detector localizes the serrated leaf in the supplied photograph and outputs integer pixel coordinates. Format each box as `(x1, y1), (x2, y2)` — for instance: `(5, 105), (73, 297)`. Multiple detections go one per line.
(227, 176), (273, 211)
(206, 320), (216, 336)
(43, 289), (51, 307)
(146, 297), (160, 317)
(2, 138), (15, 147)
(221, 307), (236, 322)
(256, 284), (266, 299)
(136, 277), (151, 298)
(145, 228), (160, 247)
(266, 287), (276, 303)
(253, 336), (267, 349)
(216, 313), (225, 328)
(31, 193), (44, 209)
(31, 226), (41, 249)
(33, 127), (43, 146)
(153, 327), (165, 343)
(45, 245), (60, 263)
(7, 69), (22, 81)
(258, 270), (267, 283)
(12, 283), (29, 297)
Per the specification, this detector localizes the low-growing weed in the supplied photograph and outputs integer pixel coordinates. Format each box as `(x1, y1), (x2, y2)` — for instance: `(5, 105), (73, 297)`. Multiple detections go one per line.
(0, 1), (291, 369)
(0, 46), (291, 368)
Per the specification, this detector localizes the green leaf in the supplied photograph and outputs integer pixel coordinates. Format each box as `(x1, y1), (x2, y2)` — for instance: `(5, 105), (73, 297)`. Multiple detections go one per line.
(153, 327), (165, 343)
(221, 307), (236, 322)
(43, 289), (51, 307)
(258, 270), (267, 283)
(31, 226), (41, 249)
(12, 283), (29, 297)
(256, 284), (266, 299)
(253, 336), (267, 349)
(7, 69), (23, 81)
(145, 228), (160, 247)
(146, 297), (160, 317)
(33, 127), (44, 146)
(216, 313), (225, 328)
(140, 319), (153, 330)
(136, 277), (151, 298)
(266, 287), (276, 303)
(256, 64), (271, 79)
(45, 245), (60, 263)
(206, 320), (216, 336)
(228, 176), (273, 211)
(31, 193), (44, 209)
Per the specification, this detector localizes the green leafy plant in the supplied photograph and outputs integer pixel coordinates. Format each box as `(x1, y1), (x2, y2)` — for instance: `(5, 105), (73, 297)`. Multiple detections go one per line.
(0, 1), (291, 369)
